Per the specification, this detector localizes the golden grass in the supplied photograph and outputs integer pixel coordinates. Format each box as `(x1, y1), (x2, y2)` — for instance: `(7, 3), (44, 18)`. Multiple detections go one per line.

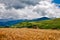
(0, 28), (60, 40)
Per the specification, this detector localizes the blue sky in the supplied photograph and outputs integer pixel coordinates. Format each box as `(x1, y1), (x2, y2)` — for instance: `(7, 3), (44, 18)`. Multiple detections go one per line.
(53, 0), (60, 4)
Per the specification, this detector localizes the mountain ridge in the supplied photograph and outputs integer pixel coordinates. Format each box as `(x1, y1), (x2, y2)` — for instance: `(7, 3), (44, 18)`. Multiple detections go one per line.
(0, 17), (50, 26)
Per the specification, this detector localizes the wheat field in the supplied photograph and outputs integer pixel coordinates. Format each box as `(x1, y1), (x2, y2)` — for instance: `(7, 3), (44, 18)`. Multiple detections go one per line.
(0, 28), (60, 40)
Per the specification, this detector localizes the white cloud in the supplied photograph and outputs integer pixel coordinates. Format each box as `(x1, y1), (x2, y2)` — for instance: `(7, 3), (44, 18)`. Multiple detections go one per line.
(0, 0), (60, 20)
(0, 3), (41, 20)
(33, 1), (60, 18)
(0, 3), (21, 19)
(0, 0), (40, 9)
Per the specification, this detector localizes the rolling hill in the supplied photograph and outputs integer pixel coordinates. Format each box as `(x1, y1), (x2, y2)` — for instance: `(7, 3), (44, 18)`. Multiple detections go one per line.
(11, 18), (60, 29)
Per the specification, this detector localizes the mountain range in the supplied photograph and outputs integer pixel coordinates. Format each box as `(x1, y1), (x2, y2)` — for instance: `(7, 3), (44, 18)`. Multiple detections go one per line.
(0, 17), (50, 26)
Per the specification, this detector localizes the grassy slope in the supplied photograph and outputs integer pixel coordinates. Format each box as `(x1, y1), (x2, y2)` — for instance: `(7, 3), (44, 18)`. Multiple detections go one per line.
(0, 28), (60, 40)
(11, 18), (60, 29)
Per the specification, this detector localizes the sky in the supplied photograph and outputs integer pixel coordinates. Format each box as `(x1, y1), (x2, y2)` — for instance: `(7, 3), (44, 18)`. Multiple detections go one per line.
(0, 0), (60, 20)
(53, 0), (60, 4)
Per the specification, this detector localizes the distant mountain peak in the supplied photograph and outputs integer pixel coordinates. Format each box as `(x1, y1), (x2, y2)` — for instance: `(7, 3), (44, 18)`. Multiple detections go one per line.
(39, 17), (50, 19)
(41, 17), (49, 18)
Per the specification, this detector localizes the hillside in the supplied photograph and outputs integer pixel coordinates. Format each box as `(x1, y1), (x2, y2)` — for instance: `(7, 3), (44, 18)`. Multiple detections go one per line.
(0, 28), (60, 40)
(11, 18), (60, 29)
(0, 17), (50, 26)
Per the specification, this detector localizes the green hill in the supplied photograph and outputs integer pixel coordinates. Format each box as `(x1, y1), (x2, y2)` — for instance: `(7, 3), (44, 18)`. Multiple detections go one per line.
(11, 18), (60, 29)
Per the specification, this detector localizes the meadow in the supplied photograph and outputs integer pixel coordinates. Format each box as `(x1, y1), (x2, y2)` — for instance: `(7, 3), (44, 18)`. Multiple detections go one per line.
(10, 18), (60, 29)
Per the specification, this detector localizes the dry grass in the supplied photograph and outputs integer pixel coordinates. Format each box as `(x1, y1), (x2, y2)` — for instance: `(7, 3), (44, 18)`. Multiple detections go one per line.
(0, 28), (60, 40)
